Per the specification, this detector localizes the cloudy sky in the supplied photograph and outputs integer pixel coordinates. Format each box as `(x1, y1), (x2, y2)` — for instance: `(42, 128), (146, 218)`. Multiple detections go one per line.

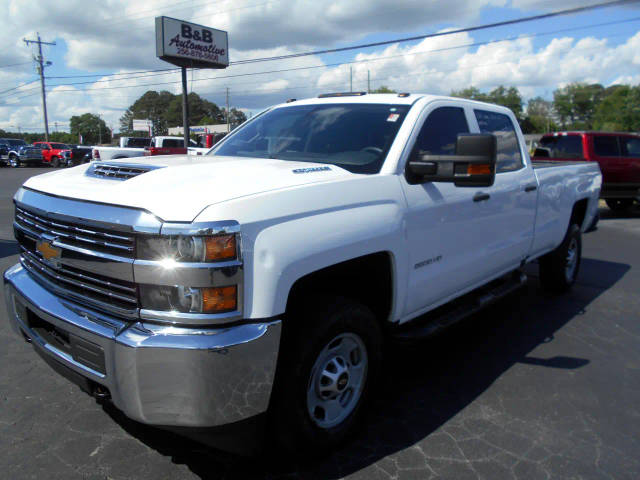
(1, 0), (639, 134)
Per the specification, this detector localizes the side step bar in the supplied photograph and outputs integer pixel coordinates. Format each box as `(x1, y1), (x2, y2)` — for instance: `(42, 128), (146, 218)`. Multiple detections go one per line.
(391, 271), (527, 342)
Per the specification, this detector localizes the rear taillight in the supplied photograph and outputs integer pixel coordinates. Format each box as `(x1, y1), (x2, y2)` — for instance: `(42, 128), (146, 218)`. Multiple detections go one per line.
(92, 149), (100, 159)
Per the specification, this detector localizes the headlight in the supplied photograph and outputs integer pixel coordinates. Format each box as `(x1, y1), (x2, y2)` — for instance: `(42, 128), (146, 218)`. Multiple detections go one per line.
(140, 285), (237, 313)
(137, 234), (237, 262)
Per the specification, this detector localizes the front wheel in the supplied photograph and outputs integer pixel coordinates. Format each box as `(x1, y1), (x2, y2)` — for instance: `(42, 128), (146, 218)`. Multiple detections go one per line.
(9, 155), (19, 168)
(539, 223), (582, 293)
(605, 198), (634, 211)
(269, 297), (382, 457)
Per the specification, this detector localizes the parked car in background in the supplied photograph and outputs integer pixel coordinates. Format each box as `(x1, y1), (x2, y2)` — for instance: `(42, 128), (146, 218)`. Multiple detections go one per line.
(62, 145), (93, 167)
(4, 140), (43, 168)
(33, 141), (72, 168)
(93, 136), (202, 161)
(0, 143), (8, 166)
(533, 131), (640, 211)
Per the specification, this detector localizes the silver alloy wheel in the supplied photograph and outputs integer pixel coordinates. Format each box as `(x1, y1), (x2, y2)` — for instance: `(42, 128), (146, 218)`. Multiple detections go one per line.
(307, 332), (368, 429)
(9, 156), (18, 168)
(565, 237), (578, 282)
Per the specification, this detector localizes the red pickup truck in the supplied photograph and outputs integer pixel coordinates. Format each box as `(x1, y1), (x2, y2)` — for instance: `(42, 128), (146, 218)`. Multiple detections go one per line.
(33, 141), (71, 168)
(533, 132), (640, 211)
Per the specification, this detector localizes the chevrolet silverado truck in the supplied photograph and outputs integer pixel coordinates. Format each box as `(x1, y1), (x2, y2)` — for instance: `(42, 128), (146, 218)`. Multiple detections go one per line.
(93, 136), (205, 161)
(5, 140), (44, 168)
(533, 131), (640, 211)
(3, 93), (601, 456)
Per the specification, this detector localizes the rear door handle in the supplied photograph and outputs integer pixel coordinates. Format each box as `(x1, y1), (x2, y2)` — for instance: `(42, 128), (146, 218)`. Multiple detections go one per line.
(524, 184), (537, 192)
(473, 192), (491, 202)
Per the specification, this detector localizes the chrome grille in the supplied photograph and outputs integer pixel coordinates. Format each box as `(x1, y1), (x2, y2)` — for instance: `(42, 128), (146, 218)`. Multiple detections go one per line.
(15, 205), (134, 258)
(20, 249), (138, 315)
(87, 163), (159, 180)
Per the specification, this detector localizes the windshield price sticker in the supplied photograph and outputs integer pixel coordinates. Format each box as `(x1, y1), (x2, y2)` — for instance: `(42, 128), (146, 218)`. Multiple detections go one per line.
(387, 114), (400, 122)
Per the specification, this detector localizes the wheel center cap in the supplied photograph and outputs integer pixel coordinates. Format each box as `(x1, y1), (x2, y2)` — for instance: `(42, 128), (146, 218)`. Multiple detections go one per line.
(337, 373), (349, 390)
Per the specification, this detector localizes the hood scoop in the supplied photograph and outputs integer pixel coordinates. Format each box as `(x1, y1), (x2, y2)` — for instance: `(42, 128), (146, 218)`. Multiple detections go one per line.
(86, 162), (165, 181)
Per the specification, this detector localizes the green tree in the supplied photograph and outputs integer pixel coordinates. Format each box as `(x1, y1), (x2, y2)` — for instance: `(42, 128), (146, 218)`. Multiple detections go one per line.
(450, 86), (488, 102)
(219, 108), (247, 127)
(119, 90), (174, 135)
(165, 92), (223, 126)
(523, 97), (557, 133)
(370, 85), (396, 94)
(70, 113), (110, 144)
(553, 83), (604, 129)
(593, 85), (640, 132)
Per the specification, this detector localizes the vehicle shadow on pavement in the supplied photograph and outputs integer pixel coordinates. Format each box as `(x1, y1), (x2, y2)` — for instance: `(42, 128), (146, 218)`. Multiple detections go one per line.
(599, 205), (640, 221)
(0, 239), (19, 259)
(102, 256), (630, 480)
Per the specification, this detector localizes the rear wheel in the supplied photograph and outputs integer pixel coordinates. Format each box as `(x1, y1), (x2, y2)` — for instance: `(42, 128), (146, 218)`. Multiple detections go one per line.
(269, 296), (382, 458)
(539, 223), (581, 293)
(50, 156), (60, 168)
(605, 198), (634, 211)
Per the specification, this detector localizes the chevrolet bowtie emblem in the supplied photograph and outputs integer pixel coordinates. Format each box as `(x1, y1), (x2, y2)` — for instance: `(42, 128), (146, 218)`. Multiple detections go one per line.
(36, 239), (61, 261)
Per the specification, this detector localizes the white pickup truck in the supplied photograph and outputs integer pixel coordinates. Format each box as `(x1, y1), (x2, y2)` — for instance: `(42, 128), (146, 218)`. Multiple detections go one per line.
(4, 93), (600, 456)
(93, 135), (207, 161)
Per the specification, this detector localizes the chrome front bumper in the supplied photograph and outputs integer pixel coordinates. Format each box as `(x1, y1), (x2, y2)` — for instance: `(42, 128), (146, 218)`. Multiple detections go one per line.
(3, 264), (281, 428)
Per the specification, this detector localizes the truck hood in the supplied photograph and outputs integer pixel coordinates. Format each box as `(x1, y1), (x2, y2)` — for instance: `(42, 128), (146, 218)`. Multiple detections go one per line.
(22, 155), (352, 221)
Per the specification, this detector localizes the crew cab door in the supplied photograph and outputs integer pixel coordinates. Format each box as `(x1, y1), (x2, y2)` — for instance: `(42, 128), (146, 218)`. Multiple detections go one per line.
(470, 107), (537, 275)
(400, 102), (536, 317)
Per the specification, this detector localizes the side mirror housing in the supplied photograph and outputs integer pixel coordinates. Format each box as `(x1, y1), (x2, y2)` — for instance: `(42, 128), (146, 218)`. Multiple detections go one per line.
(405, 133), (497, 187)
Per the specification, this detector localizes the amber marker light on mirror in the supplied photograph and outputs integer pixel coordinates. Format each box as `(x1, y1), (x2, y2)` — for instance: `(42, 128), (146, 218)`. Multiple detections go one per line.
(202, 286), (237, 312)
(204, 234), (236, 261)
(468, 164), (492, 175)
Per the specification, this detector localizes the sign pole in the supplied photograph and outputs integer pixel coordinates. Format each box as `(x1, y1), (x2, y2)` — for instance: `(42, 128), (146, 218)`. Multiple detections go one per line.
(182, 66), (190, 148)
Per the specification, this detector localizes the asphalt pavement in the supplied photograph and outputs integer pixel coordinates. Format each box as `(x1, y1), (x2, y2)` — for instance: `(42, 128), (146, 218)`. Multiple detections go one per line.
(1, 167), (639, 479)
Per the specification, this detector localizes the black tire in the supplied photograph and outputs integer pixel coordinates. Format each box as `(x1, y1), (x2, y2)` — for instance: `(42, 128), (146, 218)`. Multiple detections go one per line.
(269, 296), (382, 459)
(605, 198), (633, 211)
(50, 156), (60, 168)
(9, 154), (19, 168)
(539, 223), (581, 293)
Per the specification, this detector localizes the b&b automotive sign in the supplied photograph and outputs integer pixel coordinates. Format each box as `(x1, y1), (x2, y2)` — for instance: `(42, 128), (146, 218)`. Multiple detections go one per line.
(155, 16), (229, 69)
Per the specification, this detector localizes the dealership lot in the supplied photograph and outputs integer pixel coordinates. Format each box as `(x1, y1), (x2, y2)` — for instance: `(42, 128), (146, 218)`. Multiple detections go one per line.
(1, 167), (639, 480)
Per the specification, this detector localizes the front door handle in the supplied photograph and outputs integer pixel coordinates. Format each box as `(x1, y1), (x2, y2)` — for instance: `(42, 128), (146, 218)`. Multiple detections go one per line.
(473, 192), (491, 202)
(524, 184), (538, 192)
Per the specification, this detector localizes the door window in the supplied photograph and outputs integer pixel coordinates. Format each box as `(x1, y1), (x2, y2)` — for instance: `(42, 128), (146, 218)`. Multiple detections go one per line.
(621, 137), (640, 157)
(593, 136), (620, 156)
(474, 109), (523, 173)
(415, 107), (469, 155)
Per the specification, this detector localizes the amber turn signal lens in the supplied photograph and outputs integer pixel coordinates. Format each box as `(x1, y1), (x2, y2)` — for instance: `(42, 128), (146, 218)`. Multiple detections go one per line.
(202, 286), (237, 312)
(467, 164), (492, 175)
(204, 234), (236, 261)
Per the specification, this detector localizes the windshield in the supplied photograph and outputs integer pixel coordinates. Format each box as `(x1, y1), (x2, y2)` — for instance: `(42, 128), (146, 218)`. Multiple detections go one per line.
(50, 143), (68, 149)
(3, 139), (27, 148)
(210, 103), (411, 174)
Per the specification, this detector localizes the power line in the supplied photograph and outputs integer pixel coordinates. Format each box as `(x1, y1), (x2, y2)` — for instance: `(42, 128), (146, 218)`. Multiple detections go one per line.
(230, 0), (639, 64)
(33, 0), (637, 85)
(0, 61), (32, 68)
(42, 17), (640, 95)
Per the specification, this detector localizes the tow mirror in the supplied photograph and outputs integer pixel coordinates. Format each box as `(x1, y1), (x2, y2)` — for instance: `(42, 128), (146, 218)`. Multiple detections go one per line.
(406, 133), (497, 187)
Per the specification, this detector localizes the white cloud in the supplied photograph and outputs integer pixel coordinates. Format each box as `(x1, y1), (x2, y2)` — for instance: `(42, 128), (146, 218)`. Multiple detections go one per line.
(1, 0), (640, 134)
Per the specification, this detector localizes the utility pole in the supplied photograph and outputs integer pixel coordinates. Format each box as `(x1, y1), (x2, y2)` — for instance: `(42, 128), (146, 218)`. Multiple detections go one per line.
(226, 87), (230, 133)
(24, 33), (55, 142)
(367, 70), (370, 93)
(181, 67), (190, 147)
(350, 67), (353, 92)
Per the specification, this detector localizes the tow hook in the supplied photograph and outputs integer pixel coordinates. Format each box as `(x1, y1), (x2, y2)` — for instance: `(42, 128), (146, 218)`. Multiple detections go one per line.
(93, 385), (111, 401)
